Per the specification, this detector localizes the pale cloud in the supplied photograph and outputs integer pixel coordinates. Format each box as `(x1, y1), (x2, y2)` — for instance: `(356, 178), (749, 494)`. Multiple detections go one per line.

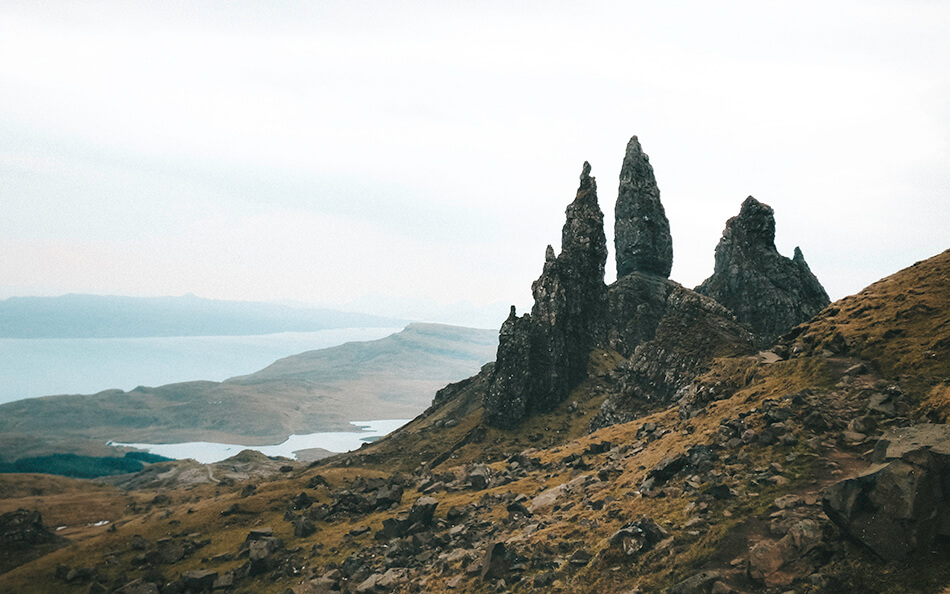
(1, 1), (948, 312)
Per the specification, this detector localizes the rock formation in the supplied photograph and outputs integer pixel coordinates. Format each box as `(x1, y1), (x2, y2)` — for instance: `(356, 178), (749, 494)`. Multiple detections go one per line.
(486, 141), (758, 430)
(614, 136), (673, 279)
(824, 424), (950, 560)
(696, 196), (830, 347)
(592, 278), (755, 429)
(485, 139), (771, 430)
(0, 509), (53, 548)
(485, 140), (829, 430)
(484, 163), (608, 428)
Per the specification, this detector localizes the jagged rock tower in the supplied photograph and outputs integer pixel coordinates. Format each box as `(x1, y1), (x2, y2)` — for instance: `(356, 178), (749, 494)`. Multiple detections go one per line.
(615, 136), (673, 279)
(484, 163), (608, 429)
(696, 196), (830, 347)
(484, 136), (827, 430)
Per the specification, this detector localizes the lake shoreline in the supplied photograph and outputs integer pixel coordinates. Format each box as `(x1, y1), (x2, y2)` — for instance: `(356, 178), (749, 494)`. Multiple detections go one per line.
(108, 419), (411, 464)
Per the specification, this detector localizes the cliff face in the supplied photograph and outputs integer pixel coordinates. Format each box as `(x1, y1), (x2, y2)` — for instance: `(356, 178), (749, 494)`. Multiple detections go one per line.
(594, 276), (755, 429)
(696, 196), (831, 347)
(483, 163), (607, 428)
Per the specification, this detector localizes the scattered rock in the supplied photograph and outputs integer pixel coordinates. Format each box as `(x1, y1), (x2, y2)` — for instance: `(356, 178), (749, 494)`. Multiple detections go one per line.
(407, 497), (438, 527)
(467, 465), (491, 490)
(668, 570), (721, 594)
(113, 579), (159, 594)
(155, 537), (184, 564)
(292, 514), (316, 538)
(180, 569), (217, 592)
(307, 474), (330, 489)
(291, 491), (314, 510)
(480, 541), (509, 581)
(0, 509), (54, 547)
(569, 548), (593, 566)
(609, 517), (668, 557)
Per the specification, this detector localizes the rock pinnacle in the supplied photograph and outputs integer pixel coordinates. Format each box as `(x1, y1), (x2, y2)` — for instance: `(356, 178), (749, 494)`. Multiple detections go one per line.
(615, 136), (673, 279)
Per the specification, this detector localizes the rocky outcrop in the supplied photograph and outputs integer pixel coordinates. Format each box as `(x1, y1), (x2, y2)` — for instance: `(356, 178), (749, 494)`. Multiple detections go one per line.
(615, 136), (673, 279)
(0, 509), (54, 547)
(484, 163), (607, 428)
(823, 424), (950, 561)
(592, 277), (755, 430)
(696, 196), (830, 347)
(486, 140), (757, 430)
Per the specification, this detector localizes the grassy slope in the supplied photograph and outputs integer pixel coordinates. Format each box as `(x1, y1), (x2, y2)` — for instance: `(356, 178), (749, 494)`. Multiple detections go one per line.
(788, 249), (950, 410)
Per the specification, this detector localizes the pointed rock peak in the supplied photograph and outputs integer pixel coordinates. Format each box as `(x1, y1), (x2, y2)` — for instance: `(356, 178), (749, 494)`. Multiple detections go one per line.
(487, 159), (608, 429)
(615, 135), (673, 278)
(579, 161), (593, 189)
(624, 135), (646, 160)
(506, 305), (518, 321)
(560, 162), (607, 267)
(793, 246), (805, 264)
(792, 246), (819, 276)
(732, 196), (776, 250)
(619, 135), (654, 185)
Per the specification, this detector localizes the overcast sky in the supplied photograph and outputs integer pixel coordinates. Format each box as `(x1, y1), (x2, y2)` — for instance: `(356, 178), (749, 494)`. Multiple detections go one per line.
(2, 1), (948, 321)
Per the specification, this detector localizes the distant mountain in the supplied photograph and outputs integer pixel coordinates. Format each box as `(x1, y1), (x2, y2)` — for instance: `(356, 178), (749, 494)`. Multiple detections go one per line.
(0, 294), (406, 338)
(0, 323), (498, 463)
(338, 293), (513, 330)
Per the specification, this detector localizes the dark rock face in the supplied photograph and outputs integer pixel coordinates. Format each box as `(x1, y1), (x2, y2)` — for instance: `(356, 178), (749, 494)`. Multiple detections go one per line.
(486, 140), (758, 430)
(483, 308), (533, 426)
(614, 136), (673, 279)
(0, 509), (53, 547)
(591, 276), (755, 430)
(824, 424), (950, 560)
(485, 163), (607, 428)
(696, 196), (830, 347)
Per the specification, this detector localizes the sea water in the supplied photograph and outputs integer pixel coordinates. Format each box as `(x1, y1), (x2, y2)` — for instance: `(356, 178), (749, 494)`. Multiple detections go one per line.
(0, 327), (402, 405)
(108, 419), (410, 464)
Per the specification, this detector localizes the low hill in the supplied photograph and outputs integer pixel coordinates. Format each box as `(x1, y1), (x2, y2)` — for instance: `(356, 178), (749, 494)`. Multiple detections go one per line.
(0, 294), (405, 338)
(0, 323), (498, 463)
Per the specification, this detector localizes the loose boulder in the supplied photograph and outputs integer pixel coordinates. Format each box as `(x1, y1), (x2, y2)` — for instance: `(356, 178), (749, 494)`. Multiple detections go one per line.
(823, 424), (950, 560)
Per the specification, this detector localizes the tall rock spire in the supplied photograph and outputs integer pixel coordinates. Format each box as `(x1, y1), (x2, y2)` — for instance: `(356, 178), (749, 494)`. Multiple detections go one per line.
(615, 136), (673, 279)
(696, 196), (830, 346)
(485, 162), (607, 428)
